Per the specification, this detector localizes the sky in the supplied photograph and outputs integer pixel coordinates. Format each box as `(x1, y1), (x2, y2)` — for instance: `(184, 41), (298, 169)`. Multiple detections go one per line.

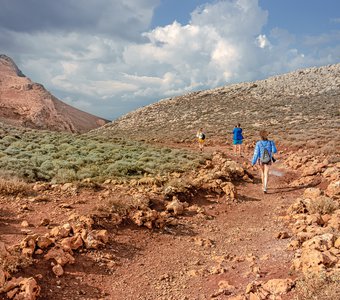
(0, 0), (339, 120)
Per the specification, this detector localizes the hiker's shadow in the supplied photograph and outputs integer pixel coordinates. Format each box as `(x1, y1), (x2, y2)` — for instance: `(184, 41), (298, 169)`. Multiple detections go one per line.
(161, 223), (197, 237)
(238, 194), (261, 202)
(269, 182), (320, 194)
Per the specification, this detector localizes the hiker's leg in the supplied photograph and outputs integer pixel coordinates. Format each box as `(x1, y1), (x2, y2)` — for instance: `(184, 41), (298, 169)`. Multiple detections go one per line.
(263, 164), (269, 191)
(259, 164), (264, 188)
(199, 141), (204, 151)
(238, 144), (242, 156)
(233, 145), (236, 155)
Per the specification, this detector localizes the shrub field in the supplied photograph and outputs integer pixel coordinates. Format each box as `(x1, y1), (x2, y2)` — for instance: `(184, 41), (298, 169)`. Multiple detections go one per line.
(0, 124), (206, 184)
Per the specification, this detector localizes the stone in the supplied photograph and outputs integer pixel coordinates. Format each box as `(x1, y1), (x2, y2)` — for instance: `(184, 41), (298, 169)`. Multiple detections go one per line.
(52, 264), (64, 277)
(262, 278), (294, 295)
(334, 237), (340, 249)
(304, 188), (322, 199)
(21, 220), (30, 228)
(50, 224), (72, 239)
(222, 182), (238, 200)
(39, 218), (50, 226)
(276, 231), (290, 239)
(3, 277), (40, 300)
(44, 248), (75, 266)
(60, 234), (83, 251)
(166, 197), (185, 215)
(325, 180), (340, 198)
(81, 230), (109, 249)
(0, 267), (10, 287)
(36, 236), (53, 249)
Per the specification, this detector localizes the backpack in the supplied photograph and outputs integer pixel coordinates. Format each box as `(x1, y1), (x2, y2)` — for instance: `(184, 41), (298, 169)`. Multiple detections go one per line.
(260, 142), (271, 164)
(200, 133), (206, 140)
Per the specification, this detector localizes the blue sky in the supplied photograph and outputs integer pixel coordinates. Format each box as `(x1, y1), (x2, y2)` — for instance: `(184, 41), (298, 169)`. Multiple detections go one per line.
(0, 0), (339, 120)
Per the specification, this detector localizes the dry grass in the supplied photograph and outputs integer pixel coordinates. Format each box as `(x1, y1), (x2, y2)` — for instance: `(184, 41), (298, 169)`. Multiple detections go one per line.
(0, 176), (33, 196)
(98, 194), (150, 215)
(306, 196), (339, 215)
(294, 271), (340, 300)
(0, 246), (32, 273)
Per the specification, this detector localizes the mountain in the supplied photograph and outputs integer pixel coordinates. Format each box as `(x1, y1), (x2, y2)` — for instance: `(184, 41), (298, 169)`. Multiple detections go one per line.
(0, 54), (108, 133)
(97, 64), (340, 154)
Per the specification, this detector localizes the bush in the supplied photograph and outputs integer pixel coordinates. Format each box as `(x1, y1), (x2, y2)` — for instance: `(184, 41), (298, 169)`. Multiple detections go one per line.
(295, 271), (340, 300)
(0, 126), (205, 183)
(52, 169), (77, 184)
(306, 196), (338, 215)
(0, 177), (33, 196)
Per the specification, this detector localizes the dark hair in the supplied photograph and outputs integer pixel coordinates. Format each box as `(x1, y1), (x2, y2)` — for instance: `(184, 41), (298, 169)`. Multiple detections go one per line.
(237, 123), (241, 127)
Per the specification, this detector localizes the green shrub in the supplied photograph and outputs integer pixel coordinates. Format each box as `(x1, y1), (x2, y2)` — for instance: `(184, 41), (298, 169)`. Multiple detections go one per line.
(0, 126), (205, 183)
(52, 168), (77, 183)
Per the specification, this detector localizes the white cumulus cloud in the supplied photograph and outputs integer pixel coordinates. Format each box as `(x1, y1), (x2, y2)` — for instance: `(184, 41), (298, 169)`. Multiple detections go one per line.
(0, 0), (339, 119)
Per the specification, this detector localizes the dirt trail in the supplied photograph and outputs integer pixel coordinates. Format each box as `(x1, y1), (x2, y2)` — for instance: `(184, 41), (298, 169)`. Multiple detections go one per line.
(0, 147), (305, 300)
(100, 158), (301, 300)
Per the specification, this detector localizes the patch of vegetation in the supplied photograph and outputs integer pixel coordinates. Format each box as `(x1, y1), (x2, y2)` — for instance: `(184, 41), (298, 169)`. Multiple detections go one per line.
(294, 271), (340, 300)
(0, 171), (33, 196)
(0, 124), (206, 184)
(306, 196), (339, 215)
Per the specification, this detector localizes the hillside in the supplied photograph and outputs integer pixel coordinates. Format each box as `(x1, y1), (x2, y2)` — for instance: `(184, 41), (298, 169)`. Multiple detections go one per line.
(0, 55), (108, 133)
(98, 64), (340, 155)
(0, 69), (339, 298)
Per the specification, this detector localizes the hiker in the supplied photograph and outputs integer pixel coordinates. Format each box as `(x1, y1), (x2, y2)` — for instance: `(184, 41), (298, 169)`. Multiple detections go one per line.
(196, 128), (205, 151)
(232, 123), (244, 156)
(251, 130), (277, 193)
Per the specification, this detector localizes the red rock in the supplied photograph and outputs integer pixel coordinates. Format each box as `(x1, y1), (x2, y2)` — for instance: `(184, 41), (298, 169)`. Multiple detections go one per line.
(0, 55), (107, 133)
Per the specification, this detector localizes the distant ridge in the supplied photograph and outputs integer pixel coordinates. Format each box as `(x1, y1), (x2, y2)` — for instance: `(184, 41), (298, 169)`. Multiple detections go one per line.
(97, 63), (340, 148)
(0, 54), (108, 133)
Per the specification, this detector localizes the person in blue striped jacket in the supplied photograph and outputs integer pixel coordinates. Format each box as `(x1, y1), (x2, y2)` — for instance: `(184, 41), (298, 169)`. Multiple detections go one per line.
(251, 130), (277, 193)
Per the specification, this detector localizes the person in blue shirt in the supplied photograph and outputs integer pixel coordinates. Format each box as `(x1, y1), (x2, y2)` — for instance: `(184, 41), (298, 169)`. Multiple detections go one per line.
(232, 123), (244, 156)
(251, 130), (277, 193)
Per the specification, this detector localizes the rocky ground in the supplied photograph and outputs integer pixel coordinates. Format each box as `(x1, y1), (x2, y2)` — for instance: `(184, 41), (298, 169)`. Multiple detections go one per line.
(97, 64), (340, 153)
(1, 142), (339, 300)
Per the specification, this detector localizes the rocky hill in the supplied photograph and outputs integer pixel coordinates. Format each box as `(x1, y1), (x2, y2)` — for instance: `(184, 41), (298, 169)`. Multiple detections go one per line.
(0, 54), (107, 133)
(98, 64), (340, 155)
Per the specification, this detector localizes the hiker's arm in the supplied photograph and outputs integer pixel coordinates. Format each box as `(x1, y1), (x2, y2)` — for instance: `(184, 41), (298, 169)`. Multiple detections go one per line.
(251, 143), (260, 165)
(271, 141), (277, 154)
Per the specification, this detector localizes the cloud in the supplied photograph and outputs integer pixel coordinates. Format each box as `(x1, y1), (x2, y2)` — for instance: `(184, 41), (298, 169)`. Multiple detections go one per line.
(0, 0), (339, 120)
(0, 0), (159, 40)
(330, 18), (340, 24)
(303, 31), (340, 46)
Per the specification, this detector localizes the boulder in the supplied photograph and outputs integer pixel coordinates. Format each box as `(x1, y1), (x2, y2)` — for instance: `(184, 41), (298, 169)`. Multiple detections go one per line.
(303, 188), (322, 199)
(2, 277), (40, 300)
(325, 180), (340, 198)
(222, 182), (238, 200)
(52, 264), (64, 277)
(302, 233), (335, 251)
(36, 236), (53, 249)
(49, 224), (72, 239)
(262, 278), (294, 295)
(81, 229), (109, 249)
(44, 248), (75, 266)
(59, 234), (83, 251)
(166, 197), (185, 215)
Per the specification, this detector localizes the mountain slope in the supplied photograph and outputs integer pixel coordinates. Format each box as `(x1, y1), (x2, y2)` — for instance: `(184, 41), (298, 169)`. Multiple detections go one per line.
(0, 54), (108, 133)
(98, 64), (340, 154)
